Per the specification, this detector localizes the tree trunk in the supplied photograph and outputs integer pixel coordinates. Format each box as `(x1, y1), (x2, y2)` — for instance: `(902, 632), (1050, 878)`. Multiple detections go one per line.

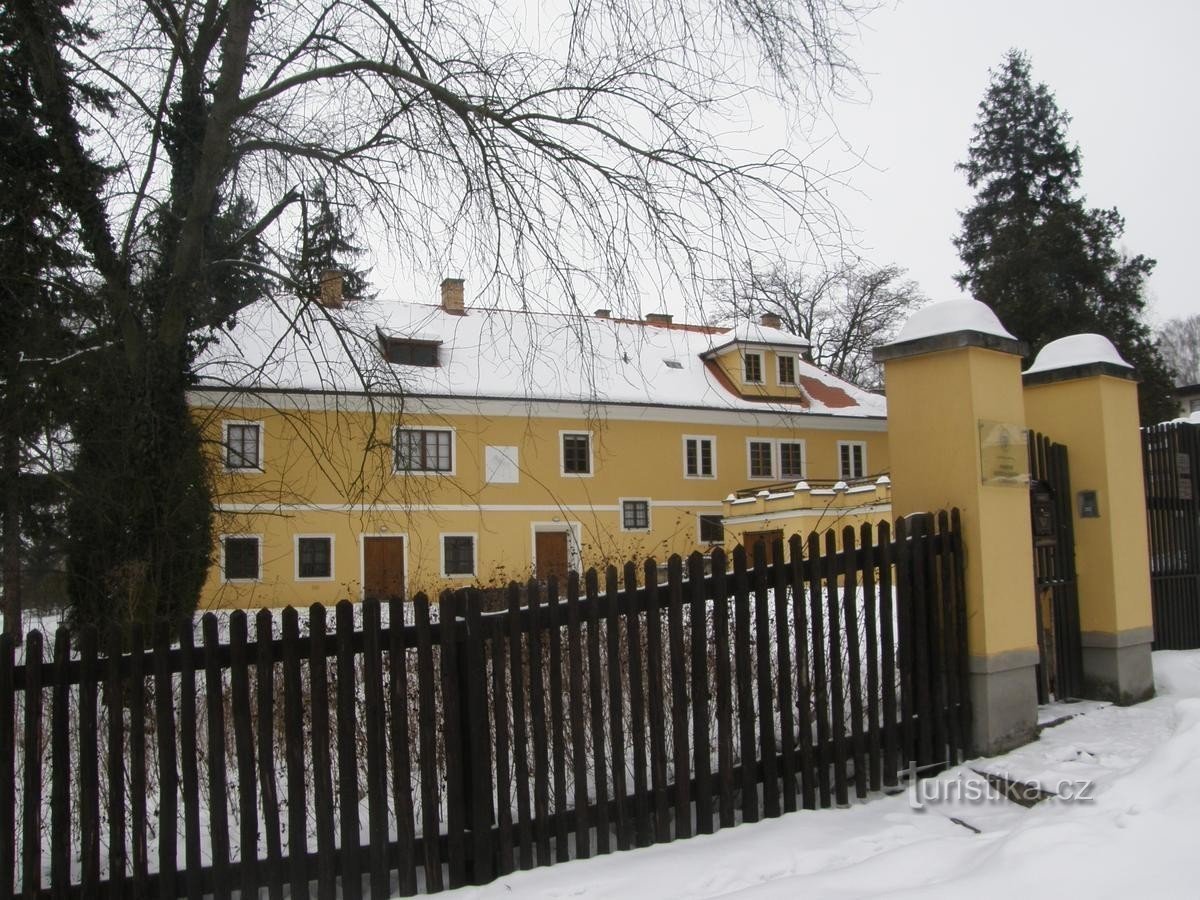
(1, 431), (22, 638)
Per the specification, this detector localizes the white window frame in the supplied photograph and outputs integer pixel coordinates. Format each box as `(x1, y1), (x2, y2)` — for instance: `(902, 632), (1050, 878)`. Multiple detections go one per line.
(393, 425), (456, 476)
(682, 435), (717, 479)
(619, 497), (652, 532)
(743, 351), (764, 384)
(746, 437), (807, 480)
(294, 534), (335, 582)
(838, 440), (868, 479)
(697, 513), (725, 544)
(220, 533), (262, 583)
(559, 430), (594, 478)
(439, 532), (479, 579)
(222, 421), (264, 472)
(776, 353), (798, 386)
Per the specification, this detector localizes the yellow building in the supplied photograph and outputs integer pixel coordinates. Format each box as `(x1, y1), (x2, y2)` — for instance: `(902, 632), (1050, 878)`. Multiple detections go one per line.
(190, 279), (888, 608)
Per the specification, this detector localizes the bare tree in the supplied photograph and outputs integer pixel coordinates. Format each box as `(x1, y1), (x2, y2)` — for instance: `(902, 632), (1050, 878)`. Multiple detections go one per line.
(1157, 315), (1200, 385)
(712, 259), (925, 388)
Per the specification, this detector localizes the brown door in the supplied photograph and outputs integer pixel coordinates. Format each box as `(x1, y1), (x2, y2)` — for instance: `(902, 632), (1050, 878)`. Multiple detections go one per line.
(535, 531), (570, 583)
(743, 529), (784, 565)
(363, 536), (405, 602)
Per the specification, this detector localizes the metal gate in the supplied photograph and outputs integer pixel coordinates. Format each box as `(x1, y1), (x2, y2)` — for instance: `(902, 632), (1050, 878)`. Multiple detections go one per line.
(1028, 431), (1083, 702)
(1142, 420), (1200, 649)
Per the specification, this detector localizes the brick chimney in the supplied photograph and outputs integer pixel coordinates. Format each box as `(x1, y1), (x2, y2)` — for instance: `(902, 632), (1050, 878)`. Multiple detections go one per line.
(440, 277), (465, 315)
(645, 312), (673, 325)
(319, 269), (344, 308)
(594, 308), (611, 318)
(760, 312), (782, 329)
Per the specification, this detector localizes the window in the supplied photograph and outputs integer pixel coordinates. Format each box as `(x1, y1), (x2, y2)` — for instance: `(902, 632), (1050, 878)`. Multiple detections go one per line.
(442, 535), (476, 577)
(224, 422), (261, 470)
(561, 432), (592, 475)
(749, 440), (773, 478)
(383, 338), (440, 366)
(222, 536), (260, 581)
(621, 499), (650, 531)
(699, 514), (725, 543)
(839, 441), (867, 479)
(296, 536), (333, 580)
(394, 428), (453, 473)
(777, 354), (796, 385)
(744, 352), (763, 384)
(780, 442), (805, 478)
(684, 436), (715, 478)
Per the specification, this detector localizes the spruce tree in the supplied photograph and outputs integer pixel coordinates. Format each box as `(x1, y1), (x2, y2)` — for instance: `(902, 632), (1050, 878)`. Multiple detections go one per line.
(955, 50), (1176, 424)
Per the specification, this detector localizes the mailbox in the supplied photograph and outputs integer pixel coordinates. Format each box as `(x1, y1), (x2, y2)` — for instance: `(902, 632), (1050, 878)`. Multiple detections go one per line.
(1030, 480), (1057, 547)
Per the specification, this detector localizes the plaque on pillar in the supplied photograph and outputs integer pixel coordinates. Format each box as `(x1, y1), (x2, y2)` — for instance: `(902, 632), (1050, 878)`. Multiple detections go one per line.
(978, 420), (1030, 486)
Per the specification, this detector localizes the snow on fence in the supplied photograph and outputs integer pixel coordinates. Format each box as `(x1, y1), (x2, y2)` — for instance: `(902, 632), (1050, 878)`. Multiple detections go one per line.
(0, 510), (970, 898)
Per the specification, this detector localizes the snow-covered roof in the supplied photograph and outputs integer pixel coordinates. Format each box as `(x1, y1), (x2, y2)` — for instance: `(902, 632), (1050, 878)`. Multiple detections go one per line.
(893, 299), (1016, 343)
(702, 320), (812, 356)
(194, 298), (884, 418)
(1024, 333), (1132, 376)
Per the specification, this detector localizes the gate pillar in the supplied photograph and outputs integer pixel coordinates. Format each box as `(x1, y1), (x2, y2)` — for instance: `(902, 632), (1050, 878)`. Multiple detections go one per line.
(876, 300), (1039, 756)
(1023, 335), (1154, 704)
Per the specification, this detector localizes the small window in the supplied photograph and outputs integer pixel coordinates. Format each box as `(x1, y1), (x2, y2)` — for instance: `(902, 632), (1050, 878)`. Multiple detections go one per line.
(778, 355), (796, 385)
(699, 515), (725, 543)
(744, 352), (763, 384)
(383, 338), (440, 366)
(223, 536), (260, 581)
(664, 359), (684, 370)
(562, 433), (591, 475)
(442, 535), (476, 577)
(749, 440), (773, 478)
(622, 500), (650, 531)
(685, 437), (715, 478)
(297, 536), (332, 580)
(839, 441), (867, 479)
(780, 442), (805, 478)
(225, 423), (261, 470)
(395, 428), (453, 473)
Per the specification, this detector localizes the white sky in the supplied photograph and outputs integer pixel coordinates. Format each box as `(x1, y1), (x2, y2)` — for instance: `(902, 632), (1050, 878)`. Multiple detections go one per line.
(816, 0), (1199, 324)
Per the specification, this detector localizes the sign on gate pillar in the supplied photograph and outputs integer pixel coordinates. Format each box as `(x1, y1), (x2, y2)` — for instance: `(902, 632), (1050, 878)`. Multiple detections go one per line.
(1023, 334), (1154, 704)
(875, 300), (1040, 756)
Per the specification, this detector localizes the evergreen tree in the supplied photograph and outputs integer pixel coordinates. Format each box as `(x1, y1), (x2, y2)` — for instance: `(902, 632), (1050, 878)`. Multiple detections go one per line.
(288, 180), (374, 305)
(955, 50), (1176, 424)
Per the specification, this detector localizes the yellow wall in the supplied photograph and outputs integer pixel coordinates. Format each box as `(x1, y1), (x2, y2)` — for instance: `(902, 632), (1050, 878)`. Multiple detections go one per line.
(721, 482), (891, 550)
(195, 396), (888, 608)
(884, 346), (1038, 660)
(1023, 375), (1153, 636)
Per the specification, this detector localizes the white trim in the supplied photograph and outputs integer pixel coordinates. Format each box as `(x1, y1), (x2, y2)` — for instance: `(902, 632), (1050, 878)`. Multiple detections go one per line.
(681, 434), (717, 479)
(776, 353), (798, 386)
(530, 522), (583, 577)
(618, 497), (652, 532)
(559, 430), (594, 478)
(392, 425), (456, 476)
(219, 533), (262, 583)
(723, 503), (892, 526)
(743, 350), (764, 384)
(189, 389), (888, 430)
(358, 532), (409, 602)
(837, 440), (868, 479)
(439, 532), (479, 579)
(216, 500), (725, 514)
(293, 534), (336, 581)
(745, 437), (807, 480)
(221, 420), (264, 472)
(696, 512), (725, 545)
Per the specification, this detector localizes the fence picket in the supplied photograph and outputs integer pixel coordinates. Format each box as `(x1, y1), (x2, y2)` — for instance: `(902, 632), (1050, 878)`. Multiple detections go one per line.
(308, 604), (338, 899)
(229, 612), (260, 899)
(22, 630), (45, 898)
(689, 550), (714, 833)
(464, 593), (494, 884)
(546, 579), (570, 862)
(0, 633), (13, 900)
(878, 521), (899, 787)
(566, 573), (590, 859)
(842, 526), (868, 802)
(860, 522), (882, 793)
(105, 626), (127, 892)
(152, 624), (179, 895)
(178, 624), (203, 900)
(507, 582), (534, 869)
(361, 599), (390, 898)
(50, 628), (71, 900)
(491, 616), (514, 876)
(710, 548), (736, 828)
(644, 560), (671, 844)
(129, 625), (149, 898)
(732, 546), (758, 822)
(752, 542), (779, 818)
(788, 535), (816, 811)
(255, 608), (285, 900)
(667, 555), (692, 840)
(281, 608), (312, 900)
(528, 579), (552, 865)
(805, 533), (831, 809)
(823, 531), (848, 808)
(772, 541), (796, 814)
(439, 591), (468, 888)
(604, 566), (630, 850)
(585, 570), (611, 854)
(82, 632), (104, 893)
(623, 562), (651, 847)
(388, 597), (418, 896)
(413, 595), (444, 892)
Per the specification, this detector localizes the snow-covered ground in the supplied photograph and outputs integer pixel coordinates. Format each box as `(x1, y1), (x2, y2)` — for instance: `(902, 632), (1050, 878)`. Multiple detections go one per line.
(456, 650), (1200, 899)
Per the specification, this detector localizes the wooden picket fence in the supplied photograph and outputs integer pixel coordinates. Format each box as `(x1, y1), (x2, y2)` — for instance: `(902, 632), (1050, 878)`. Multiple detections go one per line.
(1, 510), (970, 898)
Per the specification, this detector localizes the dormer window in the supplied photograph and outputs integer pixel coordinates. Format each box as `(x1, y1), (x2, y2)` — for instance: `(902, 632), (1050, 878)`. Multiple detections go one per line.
(383, 337), (440, 366)
(744, 351), (763, 384)
(778, 354), (796, 385)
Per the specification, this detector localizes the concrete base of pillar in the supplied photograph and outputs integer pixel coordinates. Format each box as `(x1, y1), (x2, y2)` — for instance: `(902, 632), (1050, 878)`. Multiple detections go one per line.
(969, 649), (1040, 756)
(1080, 629), (1155, 705)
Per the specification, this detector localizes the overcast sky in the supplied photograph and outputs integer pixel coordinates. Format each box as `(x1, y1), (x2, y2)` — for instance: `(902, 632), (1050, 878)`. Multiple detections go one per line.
(818, 0), (1198, 324)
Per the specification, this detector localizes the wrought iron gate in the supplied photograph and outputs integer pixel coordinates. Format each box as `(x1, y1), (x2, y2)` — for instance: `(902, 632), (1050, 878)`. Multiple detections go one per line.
(1028, 431), (1083, 701)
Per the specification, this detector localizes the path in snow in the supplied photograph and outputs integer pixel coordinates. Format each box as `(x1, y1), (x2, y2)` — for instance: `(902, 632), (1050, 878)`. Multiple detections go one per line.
(453, 650), (1200, 899)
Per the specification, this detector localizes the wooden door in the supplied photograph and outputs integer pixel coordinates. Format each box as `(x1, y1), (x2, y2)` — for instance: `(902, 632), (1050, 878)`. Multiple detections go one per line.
(363, 536), (405, 602)
(535, 531), (570, 583)
(743, 529), (784, 565)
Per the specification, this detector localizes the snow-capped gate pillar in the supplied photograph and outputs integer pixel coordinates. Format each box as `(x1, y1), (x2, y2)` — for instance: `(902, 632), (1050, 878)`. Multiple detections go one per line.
(875, 300), (1040, 756)
(1023, 335), (1154, 704)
